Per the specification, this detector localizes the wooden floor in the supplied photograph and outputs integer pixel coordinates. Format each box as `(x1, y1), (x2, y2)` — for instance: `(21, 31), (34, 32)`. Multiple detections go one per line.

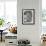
(0, 41), (45, 46)
(0, 41), (5, 46)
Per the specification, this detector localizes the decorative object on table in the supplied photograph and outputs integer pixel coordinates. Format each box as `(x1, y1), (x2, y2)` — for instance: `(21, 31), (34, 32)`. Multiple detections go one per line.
(9, 24), (17, 34)
(22, 9), (35, 25)
(18, 39), (30, 44)
(18, 39), (31, 46)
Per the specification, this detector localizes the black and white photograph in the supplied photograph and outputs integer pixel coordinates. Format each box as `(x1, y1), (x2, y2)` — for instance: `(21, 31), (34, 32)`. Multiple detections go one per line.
(22, 9), (35, 25)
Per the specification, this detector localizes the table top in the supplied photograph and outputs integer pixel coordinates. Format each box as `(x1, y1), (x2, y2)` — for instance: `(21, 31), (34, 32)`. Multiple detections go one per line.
(0, 26), (8, 31)
(0, 30), (4, 32)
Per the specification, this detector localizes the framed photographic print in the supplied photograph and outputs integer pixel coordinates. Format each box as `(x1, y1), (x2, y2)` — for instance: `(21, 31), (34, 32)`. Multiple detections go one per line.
(22, 9), (35, 25)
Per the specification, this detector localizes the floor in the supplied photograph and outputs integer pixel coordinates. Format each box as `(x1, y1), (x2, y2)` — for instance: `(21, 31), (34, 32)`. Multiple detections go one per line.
(0, 41), (45, 46)
(0, 41), (5, 46)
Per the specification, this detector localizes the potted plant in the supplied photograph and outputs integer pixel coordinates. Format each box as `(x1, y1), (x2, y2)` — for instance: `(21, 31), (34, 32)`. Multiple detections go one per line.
(0, 18), (5, 27)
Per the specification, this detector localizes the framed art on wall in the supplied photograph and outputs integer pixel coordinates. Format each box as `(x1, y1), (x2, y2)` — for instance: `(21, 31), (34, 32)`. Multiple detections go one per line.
(22, 9), (35, 25)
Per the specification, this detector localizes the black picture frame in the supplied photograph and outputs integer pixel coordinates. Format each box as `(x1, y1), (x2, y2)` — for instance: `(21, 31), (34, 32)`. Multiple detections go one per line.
(22, 9), (35, 25)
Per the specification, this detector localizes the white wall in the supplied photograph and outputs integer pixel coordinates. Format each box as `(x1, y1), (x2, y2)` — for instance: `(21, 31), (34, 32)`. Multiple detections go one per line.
(17, 0), (42, 46)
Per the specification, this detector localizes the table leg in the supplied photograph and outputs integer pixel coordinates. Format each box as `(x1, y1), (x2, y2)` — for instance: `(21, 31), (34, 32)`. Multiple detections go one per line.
(1, 32), (2, 42)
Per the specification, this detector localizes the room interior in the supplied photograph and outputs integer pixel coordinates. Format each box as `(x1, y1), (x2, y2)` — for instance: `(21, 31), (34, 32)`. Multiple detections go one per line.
(0, 0), (46, 46)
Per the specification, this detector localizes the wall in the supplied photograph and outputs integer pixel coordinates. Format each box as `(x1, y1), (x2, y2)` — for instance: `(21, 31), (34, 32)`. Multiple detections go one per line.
(17, 0), (42, 46)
